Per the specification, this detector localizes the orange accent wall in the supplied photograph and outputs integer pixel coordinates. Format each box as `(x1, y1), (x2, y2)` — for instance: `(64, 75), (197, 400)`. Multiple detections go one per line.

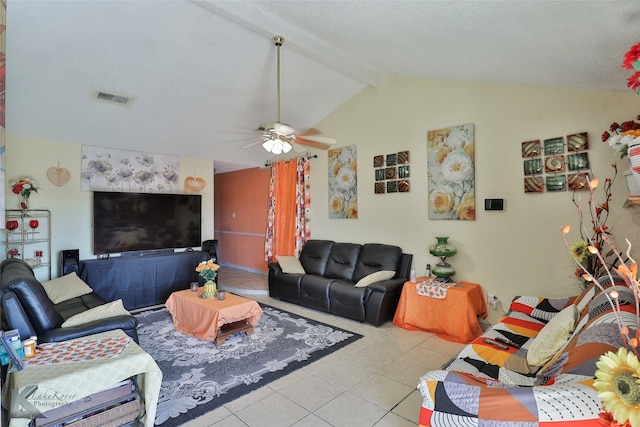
(214, 167), (271, 272)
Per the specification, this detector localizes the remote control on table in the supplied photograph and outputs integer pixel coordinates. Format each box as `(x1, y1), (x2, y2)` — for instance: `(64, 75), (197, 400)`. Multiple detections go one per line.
(494, 337), (520, 348)
(483, 338), (508, 350)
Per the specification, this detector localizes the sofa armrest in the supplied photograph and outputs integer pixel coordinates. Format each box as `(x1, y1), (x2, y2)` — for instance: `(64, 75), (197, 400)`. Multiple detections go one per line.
(508, 295), (575, 322)
(1, 291), (38, 340)
(268, 262), (283, 274)
(38, 315), (139, 344)
(418, 370), (601, 424)
(367, 278), (405, 293)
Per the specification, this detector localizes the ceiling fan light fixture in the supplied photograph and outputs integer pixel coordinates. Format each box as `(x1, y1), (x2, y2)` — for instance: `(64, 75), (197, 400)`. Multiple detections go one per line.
(250, 35), (335, 154)
(272, 137), (285, 154)
(282, 140), (293, 153)
(262, 138), (275, 152)
(262, 135), (293, 155)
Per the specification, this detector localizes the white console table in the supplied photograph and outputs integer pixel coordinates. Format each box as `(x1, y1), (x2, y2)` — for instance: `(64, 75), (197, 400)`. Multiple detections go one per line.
(4, 330), (162, 427)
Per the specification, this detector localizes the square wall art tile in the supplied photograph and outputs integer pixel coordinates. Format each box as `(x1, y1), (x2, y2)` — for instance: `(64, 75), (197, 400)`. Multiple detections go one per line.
(373, 151), (410, 194)
(522, 132), (590, 194)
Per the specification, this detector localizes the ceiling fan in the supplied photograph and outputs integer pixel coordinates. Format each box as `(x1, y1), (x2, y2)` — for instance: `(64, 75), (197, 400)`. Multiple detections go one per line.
(244, 35), (336, 154)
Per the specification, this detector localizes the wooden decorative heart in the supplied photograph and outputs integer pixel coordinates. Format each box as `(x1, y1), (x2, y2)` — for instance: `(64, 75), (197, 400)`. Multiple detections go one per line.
(47, 166), (71, 186)
(184, 176), (207, 193)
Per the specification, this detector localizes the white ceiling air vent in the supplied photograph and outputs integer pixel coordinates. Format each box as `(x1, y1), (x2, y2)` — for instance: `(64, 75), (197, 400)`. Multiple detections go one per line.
(93, 90), (133, 106)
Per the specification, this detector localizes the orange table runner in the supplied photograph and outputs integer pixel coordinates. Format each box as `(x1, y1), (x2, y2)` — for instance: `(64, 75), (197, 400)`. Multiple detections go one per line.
(165, 290), (263, 341)
(393, 280), (487, 343)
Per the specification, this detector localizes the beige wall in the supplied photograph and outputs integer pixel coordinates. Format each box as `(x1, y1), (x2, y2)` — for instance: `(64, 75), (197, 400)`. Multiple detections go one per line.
(5, 77), (640, 320)
(4, 136), (214, 279)
(309, 77), (640, 320)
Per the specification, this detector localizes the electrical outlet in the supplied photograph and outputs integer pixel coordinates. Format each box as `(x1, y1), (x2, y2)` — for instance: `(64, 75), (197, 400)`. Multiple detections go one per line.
(488, 293), (499, 309)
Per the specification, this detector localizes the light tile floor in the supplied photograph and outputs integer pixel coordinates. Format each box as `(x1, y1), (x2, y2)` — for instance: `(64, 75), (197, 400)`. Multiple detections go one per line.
(180, 267), (464, 427)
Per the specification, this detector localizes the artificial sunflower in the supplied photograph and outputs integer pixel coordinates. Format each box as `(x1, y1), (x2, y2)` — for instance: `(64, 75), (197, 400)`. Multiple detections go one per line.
(571, 240), (589, 263)
(594, 347), (640, 426)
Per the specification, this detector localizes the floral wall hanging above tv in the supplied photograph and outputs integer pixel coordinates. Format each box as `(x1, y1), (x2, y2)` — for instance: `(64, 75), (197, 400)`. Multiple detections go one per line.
(81, 145), (179, 193)
(427, 123), (475, 220)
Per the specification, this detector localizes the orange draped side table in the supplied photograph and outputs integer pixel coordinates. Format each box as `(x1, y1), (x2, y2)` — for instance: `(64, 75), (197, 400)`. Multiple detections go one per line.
(393, 279), (487, 343)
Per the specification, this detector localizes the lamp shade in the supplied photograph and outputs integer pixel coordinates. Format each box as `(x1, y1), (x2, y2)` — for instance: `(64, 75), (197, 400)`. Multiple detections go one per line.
(262, 139), (275, 152)
(429, 237), (457, 258)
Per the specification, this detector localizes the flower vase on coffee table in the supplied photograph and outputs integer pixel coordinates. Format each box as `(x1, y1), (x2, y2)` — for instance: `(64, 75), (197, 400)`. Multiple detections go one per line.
(195, 259), (220, 299)
(202, 280), (217, 299)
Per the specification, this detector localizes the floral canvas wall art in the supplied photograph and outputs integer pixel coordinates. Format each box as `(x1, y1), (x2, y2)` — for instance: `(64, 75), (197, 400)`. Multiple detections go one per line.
(81, 145), (179, 192)
(427, 123), (475, 220)
(328, 145), (357, 218)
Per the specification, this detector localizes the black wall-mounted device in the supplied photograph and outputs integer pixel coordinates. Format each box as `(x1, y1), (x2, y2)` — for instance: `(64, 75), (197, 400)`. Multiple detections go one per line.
(484, 199), (504, 211)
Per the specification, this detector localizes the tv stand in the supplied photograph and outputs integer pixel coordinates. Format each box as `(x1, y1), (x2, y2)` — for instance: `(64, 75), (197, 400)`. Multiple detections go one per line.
(80, 251), (209, 310)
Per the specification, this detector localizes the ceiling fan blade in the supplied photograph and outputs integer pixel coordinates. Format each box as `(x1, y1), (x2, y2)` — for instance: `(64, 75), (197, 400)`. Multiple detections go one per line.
(298, 128), (321, 137)
(221, 137), (260, 144)
(299, 135), (336, 144)
(218, 129), (257, 135)
(240, 140), (263, 149)
(296, 136), (336, 150)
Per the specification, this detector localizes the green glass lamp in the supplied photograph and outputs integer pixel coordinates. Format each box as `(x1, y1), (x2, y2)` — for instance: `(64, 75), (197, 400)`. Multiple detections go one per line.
(428, 237), (457, 281)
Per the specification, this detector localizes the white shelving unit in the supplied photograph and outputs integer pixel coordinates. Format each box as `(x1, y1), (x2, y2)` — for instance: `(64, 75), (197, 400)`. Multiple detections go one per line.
(4, 209), (51, 280)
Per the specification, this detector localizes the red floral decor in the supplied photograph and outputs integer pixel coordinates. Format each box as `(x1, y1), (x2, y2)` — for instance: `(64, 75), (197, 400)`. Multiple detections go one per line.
(623, 42), (640, 95)
(601, 116), (640, 159)
(10, 177), (39, 209)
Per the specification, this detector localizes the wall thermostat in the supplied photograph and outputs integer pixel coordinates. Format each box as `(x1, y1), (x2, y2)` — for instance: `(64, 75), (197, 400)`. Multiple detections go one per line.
(484, 198), (504, 211)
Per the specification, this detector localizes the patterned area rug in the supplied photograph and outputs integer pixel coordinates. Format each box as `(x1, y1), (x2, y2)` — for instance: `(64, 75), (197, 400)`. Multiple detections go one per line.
(135, 304), (363, 426)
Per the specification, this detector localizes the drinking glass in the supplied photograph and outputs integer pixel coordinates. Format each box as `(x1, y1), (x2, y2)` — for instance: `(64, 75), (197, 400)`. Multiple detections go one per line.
(28, 220), (39, 240)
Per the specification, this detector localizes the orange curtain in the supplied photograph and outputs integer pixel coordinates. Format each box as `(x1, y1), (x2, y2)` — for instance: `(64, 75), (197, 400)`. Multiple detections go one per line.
(264, 158), (310, 262)
(272, 160), (297, 257)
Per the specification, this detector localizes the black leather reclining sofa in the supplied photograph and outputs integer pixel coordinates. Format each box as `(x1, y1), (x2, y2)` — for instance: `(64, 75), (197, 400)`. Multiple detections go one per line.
(0, 259), (138, 343)
(268, 240), (413, 326)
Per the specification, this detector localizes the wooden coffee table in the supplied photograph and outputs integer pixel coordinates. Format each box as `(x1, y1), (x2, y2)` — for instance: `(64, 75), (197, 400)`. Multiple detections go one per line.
(165, 289), (263, 344)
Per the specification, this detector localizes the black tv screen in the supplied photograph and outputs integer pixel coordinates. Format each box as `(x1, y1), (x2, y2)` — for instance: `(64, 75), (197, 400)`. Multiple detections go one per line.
(93, 191), (202, 254)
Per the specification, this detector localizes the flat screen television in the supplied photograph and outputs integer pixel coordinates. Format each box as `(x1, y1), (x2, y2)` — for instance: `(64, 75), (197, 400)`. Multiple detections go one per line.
(93, 191), (202, 255)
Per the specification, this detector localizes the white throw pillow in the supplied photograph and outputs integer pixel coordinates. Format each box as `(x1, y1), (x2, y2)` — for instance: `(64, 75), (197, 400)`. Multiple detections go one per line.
(62, 299), (130, 328)
(526, 304), (578, 366)
(41, 272), (93, 304)
(355, 270), (396, 288)
(277, 256), (306, 274)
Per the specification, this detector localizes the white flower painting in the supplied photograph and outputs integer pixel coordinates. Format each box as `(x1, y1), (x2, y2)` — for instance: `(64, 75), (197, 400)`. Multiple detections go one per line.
(81, 145), (179, 193)
(427, 123), (475, 220)
(328, 145), (358, 219)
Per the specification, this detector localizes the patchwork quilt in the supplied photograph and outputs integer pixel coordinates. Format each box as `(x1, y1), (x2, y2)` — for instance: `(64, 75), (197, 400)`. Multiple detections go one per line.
(418, 282), (635, 426)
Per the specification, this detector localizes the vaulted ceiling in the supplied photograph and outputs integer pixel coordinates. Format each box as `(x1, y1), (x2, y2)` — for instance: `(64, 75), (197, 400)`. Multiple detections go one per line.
(7, 1), (640, 172)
